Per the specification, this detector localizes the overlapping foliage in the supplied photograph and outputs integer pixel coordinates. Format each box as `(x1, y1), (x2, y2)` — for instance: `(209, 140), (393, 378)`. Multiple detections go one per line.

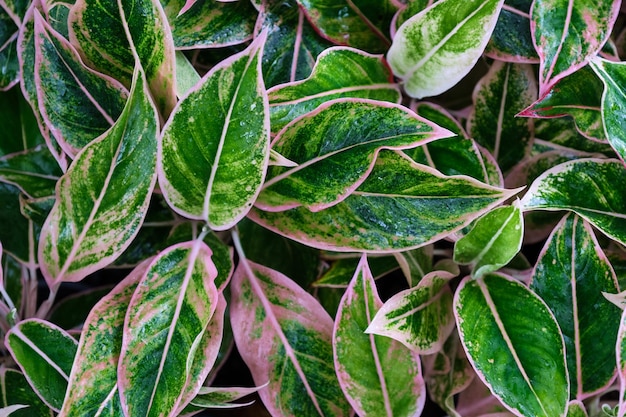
(2, 0), (626, 415)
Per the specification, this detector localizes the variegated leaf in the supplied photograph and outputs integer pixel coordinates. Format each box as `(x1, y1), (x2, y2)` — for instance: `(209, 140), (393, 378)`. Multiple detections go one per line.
(466, 61), (537, 173)
(118, 240), (219, 417)
(258, 99), (451, 212)
(455, 273), (569, 417)
(366, 269), (456, 353)
(230, 258), (350, 416)
(0, 368), (52, 417)
(159, 34), (269, 230)
(566, 400), (588, 417)
(387, 0), (504, 98)
(33, 10), (128, 157)
(250, 150), (519, 252)
(69, 0), (176, 115)
(617, 305), (626, 417)
(38, 67), (158, 285)
(5, 319), (78, 411)
(531, 0), (620, 93)
(391, 0), (433, 35)
(296, 0), (397, 53)
(47, 286), (114, 330)
(268, 47), (401, 132)
(530, 214), (620, 399)
(521, 158), (626, 246)
(485, 0), (538, 63)
(187, 385), (265, 409)
(314, 255), (399, 288)
(334, 255), (426, 416)
(393, 246), (433, 287)
(58, 261), (147, 416)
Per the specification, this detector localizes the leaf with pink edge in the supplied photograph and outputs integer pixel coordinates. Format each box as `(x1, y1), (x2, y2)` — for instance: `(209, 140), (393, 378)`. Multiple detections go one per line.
(230, 257), (350, 417)
(314, 255), (399, 288)
(257, 99), (452, 212)
(250, 150), (520, 253)
(366, 269), (456, 354)
(466, 60), (537, 173)
(0, 368), (53, 417)
(531, 0), (620, 93)
(118, 240), (219, 417)
(387, 0), (504, 99)
(59, 261), (147, 417)
(485, 0), (538, 63)
(566, 400), (588, 417)
(454, 273), (569, 417)
(33, 10), (128, 157)
(159, 35), (270, 230)
(333, 255), (426, 416)
(38, 66), (158, 285)
(186, 385), (266, 409)
(267, 47), (401, 132)
(5, 319), (78, 411)
(530, 214), (620, 400)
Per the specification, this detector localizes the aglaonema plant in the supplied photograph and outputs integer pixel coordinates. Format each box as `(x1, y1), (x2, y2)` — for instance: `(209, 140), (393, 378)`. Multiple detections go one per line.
(3, 0), (626, 414)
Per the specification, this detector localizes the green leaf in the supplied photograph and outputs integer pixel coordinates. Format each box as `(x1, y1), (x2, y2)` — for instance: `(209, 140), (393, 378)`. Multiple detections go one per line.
(0, 182), (31, 263)
(0, 7), (19, 90)
(59, 262), (146, 416)
(119, 240), (219, 417)
(250, 150), (519, 252)
(0, 145), (62, 199)
(333, 255), (426, 416)
(69, 0), (176, 115)
(485, 0), (538, 63)
(0, 368), (53, 417)
(162, 0), (257, 49)
(455, 273), (569, 417)
(590, 57), (626, 163)
(188, 385), (264, 409)
(314, 255), (399, 288)
(159, 34), (269, 230)
(521, 158), (626, 246)
(230, 258), (351, 416)
(47, 286), (113, 329)
(531, 0), (620, 92)
(530, 214), (620, 399)
(5, 319), (78, 411)
(258, 99), (451, 212)
(387, 0), (504, 98)
(33, 11), (128, 156)
(566, 400), (588, 417)
(0, 84), (46, 158)
(38, 67), (158, 285)
(296, 0), (397, 53)
(268, 47), (401, 132)
(393, 246), (433, 287)
(454, 202), (524, 278)
(616, 306), (626, 416)
(467, 61), (537, 173)
(366, 269), (456, 353)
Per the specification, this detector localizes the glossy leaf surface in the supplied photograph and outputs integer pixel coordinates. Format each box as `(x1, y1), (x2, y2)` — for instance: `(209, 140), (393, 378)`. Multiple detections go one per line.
(334, 255), (425, 416)
(387, 0), (504, 98)
(455, 274), (569, 417)
(0, 145), (62, 199)
(521, 158), (626, 246)
(258, 99), (451, 212)
(0, 368), (52, 417)
(530, 214), (620, 399)
(230, 259), (350, 416)
(250, 150), (518, 252)
(118, 240), (219, 417)
(5, 319), (78, 411)
(485, 0), (538, 63)
(38, 68), (158, 285)
(159, 35), (269, 230)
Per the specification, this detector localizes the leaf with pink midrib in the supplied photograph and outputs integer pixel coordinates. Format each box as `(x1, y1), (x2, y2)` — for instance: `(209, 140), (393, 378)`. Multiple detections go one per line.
(230, 258), (350, 416)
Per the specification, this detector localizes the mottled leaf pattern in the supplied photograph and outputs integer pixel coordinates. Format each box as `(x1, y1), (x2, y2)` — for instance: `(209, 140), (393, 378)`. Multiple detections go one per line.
(485, 0), (538, 63)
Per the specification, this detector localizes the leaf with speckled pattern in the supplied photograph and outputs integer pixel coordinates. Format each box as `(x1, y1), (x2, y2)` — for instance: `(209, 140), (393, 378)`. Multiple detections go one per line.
(454, 273), (569, 417)
(159, 34), (269, 230)
(485, 0), (538, 63)
(333, 255), (425, 416)
(230, 259), (350, 417)
(38, 67), (158, 286)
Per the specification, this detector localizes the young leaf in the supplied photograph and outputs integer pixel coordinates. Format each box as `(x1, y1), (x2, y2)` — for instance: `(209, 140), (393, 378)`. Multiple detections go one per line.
(257, 99), (452, 212)
(466, 61), (537, 173)
(268, 47), (401, 132)
(0, 368), (52, 417)
(333, 255), (426, 416)
(58, 262), (147, 417)
(230, 258), (350, 416)
(531, 0), (620, 93)
(454, 273), (569, 417)
(485, 0), (538, 63)
(118, 240), (219, 417)
(38, 66), (158, 285)
(159, 34), (269, 230)
(33, 11), (128, 157)
(453, 202), (524, 279)
(5, 319), (78, 411)
(387, 0), (505, 99)
(521, 158), (626, 246)
(530, 214), (621, 399)
(366, 269), (456, 354)
(250, 150), (520, 252)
